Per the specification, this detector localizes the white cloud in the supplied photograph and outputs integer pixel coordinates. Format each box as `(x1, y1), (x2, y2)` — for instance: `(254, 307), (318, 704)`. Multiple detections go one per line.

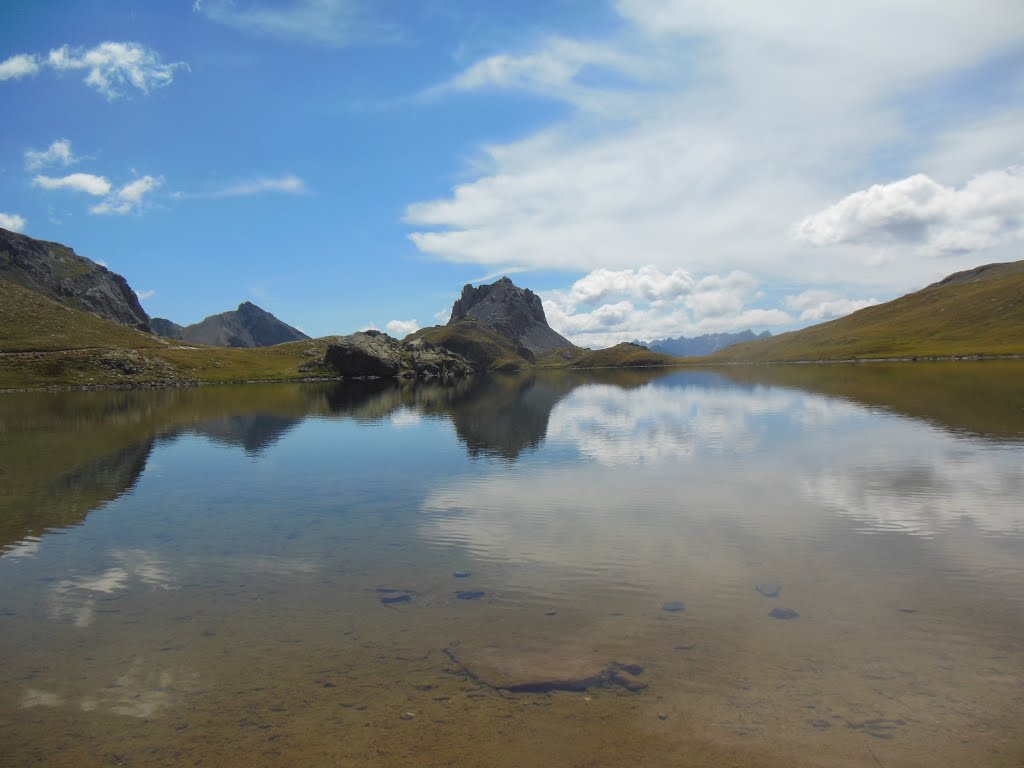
(90, 176), (163, 216)
(25, 138), (78, 171)
(0, 53), (40, 80)
(178, 174), (309, 199)
(385, 318), (419, 337)
(541, 266), (792, 347)
(32, 173), (112, 196)
(407, 0), (1024, 310)
(136, 289), (156, 300)
(785, 290), (880, 322)
(429, 36), (649, 112)
(0, 212), (27, 232)
(47, 42), (185, 99)
(197, 0), (390, 46)
(793, 166), (1024, 256)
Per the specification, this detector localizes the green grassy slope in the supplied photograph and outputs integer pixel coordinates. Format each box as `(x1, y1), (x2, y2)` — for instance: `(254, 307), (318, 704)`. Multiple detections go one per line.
(0, 277), (337, 388)
(713, 262), (1024, 362)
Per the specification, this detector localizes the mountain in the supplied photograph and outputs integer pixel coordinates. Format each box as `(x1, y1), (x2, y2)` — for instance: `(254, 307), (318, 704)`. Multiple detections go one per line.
(448, 277), (573, 353)
(0, 226), (150, 331)
(157, 302), (310, 348)
(713, 260), (1024, 362)
(637, 329), (771, 357)
(151, 317), (184, 340)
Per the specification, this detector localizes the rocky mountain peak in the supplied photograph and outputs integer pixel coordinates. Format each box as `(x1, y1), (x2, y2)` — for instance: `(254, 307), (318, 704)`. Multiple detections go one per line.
(448, 276), (572, 353)
(0, 226), (151, 331)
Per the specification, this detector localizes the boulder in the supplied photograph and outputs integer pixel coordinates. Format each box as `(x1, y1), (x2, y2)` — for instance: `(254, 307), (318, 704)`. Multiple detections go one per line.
(323, 330), (473, 379)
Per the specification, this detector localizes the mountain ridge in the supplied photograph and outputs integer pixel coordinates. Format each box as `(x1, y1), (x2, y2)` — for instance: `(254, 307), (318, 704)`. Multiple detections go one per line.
(0, 226), (151, 331)
(153, 302), (309, 347)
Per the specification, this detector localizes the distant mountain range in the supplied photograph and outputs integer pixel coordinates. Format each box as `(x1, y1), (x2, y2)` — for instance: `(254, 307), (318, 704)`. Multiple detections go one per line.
(3, 224), (1024, 388)
(152, 302), (309, 348)
(635, 330), (771, 357)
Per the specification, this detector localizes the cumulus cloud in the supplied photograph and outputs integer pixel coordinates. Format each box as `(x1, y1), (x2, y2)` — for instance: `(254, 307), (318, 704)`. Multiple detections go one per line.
(1, 43), (183, 98)
(541, 266), (792, 347)
(385, 318), (419, 337)
(0, 212), (27, 232)
(785, 290), (880, 322)
(25, 138), (78, 171)
(793, 166), (1024, 256)
(32, 173), (112, 196)
(197, 0), (392, 47)
(0, 53), (40, 80)
(135, 289), (156, 300)
(90, 176), (163, 215)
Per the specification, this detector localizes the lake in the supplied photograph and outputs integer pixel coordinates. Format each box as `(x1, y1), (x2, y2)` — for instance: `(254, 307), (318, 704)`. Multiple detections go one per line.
(2, 364), (1023, 767)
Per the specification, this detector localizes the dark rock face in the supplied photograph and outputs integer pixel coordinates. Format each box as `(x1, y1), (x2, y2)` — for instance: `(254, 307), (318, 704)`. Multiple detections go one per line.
(178, 302), (309, 348)
(323, 330), (474, 379)
(448, 277), (572, 353)
(0, 226), (151, 331)
(151, 317), (184, 340)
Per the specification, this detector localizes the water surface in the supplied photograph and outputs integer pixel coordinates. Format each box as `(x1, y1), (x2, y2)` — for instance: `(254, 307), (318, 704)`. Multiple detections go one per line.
(2, 364), (1023, 767)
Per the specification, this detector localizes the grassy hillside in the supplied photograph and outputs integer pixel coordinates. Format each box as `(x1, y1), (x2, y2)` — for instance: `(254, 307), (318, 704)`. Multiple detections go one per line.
(0, 277), (338, 389)
(565, 342), (682, 368)
(713, 262), (1024, 362)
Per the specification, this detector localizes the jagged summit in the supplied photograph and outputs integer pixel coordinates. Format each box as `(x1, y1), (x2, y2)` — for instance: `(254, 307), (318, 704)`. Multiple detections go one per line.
(448, 276), (572, 353)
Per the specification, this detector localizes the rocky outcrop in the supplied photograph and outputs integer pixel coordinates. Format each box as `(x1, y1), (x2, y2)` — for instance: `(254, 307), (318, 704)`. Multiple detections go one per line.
(0, 226), (151, 331)
(448, 277), (573, 353)
(166, 302), (309, 347)
(322, 330), (474, 379)
(150, 317), (184, 340)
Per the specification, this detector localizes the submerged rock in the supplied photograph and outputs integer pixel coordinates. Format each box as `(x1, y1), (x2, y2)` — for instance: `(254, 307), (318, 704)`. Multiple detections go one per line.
(445, 645), (646, 693)
(661, 601), (685, 612)
(769, 607), (799, 620)
(456, 590), (485, 600)
(380, 594), (412, 605)
(453, 570), (472, 578)
(755, 582), (781, 598)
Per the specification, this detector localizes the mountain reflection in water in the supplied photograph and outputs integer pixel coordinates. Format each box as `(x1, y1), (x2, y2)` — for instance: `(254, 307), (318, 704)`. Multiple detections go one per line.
(1, 364), (1023, 768)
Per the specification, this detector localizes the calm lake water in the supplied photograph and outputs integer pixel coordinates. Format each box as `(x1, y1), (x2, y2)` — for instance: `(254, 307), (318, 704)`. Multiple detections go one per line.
(2, 364), (1023, 767)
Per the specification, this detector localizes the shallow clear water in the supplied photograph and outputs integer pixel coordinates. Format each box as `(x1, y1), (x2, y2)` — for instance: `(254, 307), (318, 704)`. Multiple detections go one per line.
(2, 365), (1023, 767)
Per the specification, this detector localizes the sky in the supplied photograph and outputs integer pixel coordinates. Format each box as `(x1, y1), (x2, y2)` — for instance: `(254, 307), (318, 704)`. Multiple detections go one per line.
(1, 0), (1022, 347)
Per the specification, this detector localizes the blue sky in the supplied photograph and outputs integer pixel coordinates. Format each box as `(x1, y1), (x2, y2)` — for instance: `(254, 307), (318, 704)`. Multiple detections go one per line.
(2, 0), (1022, 346)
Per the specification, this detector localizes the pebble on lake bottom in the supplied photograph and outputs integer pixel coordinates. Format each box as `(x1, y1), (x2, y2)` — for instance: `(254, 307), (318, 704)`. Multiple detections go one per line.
(768, 607), (799, 620)
(755, 582), (781, 598)
(456, 590), (485, 600)
(661, 601), (685, 612)
(453, 571), (471, 578)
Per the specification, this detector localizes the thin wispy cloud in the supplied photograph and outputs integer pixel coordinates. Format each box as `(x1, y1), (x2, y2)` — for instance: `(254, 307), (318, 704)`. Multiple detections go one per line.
(32, 173), (112, 196)
(90, 176), (164, 216)
(174, 174), (309, 199)
(196, 0), (394, 47)
(25, 139), (79, 171)
(1, 43), (185, 99)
